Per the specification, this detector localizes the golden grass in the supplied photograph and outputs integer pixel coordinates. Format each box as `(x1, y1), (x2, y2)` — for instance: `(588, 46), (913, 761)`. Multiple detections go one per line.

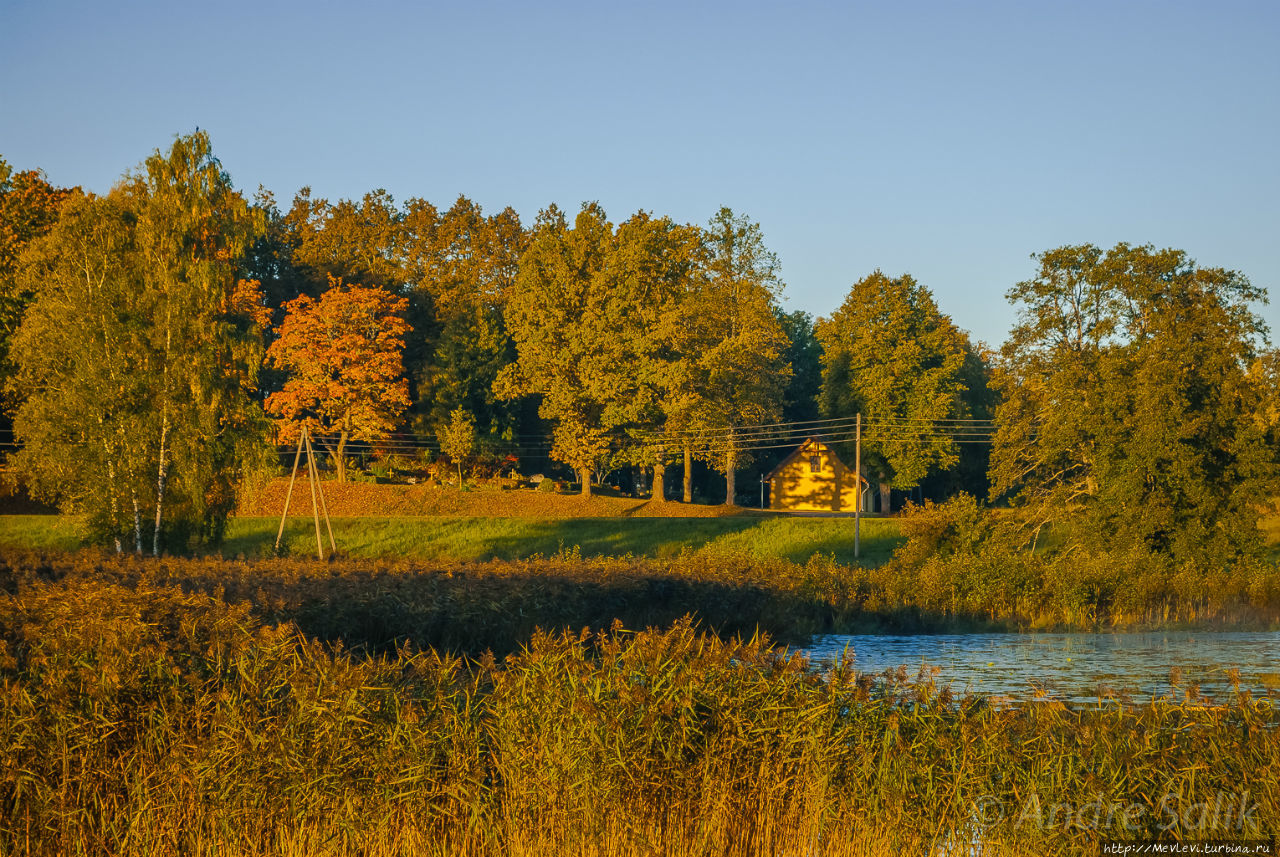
(1, 563), (1277, 856)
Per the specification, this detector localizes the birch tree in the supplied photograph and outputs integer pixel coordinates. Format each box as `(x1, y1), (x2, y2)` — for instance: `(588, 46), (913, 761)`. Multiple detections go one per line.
(10, 132), (270, 551)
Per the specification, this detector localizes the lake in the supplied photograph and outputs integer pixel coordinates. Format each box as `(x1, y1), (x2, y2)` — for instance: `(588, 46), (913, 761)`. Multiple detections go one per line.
(801, 631), (1280, 703)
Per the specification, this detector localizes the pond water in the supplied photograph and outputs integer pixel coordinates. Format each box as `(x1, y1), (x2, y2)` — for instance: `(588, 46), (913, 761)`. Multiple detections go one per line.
(801, 632), (1280, 703)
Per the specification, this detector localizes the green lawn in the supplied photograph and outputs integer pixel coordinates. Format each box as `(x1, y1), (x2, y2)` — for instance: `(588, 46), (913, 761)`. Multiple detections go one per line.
(8, 508), (1278, 567)
(0, 514), (903, 566)
(0, 515), (86, 552)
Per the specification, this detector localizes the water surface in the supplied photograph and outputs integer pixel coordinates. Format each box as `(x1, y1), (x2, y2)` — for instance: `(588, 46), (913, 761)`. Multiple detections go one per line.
(802, 632), (1280, 702)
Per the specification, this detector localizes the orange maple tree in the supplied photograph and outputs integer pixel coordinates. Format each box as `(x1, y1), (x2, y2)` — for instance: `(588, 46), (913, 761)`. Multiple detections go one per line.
(265, 275), (411, 481)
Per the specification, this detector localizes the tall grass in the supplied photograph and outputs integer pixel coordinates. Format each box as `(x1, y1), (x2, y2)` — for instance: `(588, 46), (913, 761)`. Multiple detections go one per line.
(1, 573), (1276, 856)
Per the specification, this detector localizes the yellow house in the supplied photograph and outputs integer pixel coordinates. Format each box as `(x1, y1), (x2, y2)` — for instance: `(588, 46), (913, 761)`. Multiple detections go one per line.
(767, 437), (868, 512)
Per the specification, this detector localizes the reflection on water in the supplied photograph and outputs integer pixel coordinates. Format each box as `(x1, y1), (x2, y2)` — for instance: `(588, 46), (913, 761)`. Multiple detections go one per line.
(801, 632), (1280, 703)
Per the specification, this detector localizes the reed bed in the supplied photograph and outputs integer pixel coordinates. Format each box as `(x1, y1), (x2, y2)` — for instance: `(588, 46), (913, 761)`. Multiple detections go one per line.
(1, 563), (1278, 856)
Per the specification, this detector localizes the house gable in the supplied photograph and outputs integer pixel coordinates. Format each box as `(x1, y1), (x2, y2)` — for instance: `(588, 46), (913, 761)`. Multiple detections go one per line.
(768, 437), (867, 512)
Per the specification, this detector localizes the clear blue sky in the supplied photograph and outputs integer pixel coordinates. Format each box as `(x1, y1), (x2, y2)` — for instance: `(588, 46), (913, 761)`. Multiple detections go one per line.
(3, 0), (1277, 346)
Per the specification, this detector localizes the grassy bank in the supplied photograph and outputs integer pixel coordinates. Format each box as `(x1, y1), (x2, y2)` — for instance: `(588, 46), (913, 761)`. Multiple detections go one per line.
(0, 514), (905, 566)
(240, 477), (774, 518)
(1, 574), (1276, 857)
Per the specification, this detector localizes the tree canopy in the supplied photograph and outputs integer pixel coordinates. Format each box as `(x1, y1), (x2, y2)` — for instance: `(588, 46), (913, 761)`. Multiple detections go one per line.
(9, 132), (269, 551)
(496, 203), (615, 496)
(991, 243), (1278, 564)
(669, 208), (790, 504)
(0, 159), (79, 392)
(265, 276), (411, 482)
(817, 271), (973, 509)
(6, 131), (1278, 560)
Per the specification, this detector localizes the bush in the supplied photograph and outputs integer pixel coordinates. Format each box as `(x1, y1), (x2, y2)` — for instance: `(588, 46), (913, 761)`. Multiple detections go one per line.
(881, 495), (1280, 629)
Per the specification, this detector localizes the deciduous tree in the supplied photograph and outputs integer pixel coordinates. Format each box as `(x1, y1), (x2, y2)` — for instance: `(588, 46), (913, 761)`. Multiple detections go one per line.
(992, 243), (1277, 564)
(498, 204), (702, 498)
(265, 276), (411, 482)
(412, 196), (527, 441)
(438, 408), (476, 487)
(497, 203), (612, 496)
(670, 208), (790, 505)
(10, 132), (269, 552)
(817, 271), (972, 511)
(0, 159), (79, 392)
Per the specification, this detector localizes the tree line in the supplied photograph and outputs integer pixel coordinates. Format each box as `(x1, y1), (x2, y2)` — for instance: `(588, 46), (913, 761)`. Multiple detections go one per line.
(2, 132), (1276, 568)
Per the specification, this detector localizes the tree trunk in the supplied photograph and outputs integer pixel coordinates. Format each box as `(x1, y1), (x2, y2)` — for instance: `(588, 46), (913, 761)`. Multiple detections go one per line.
(132, 490), (143, 555)
(723, 435), (737, 507)
(457, 460), (463, 489)
(106, 455), (122, 554)
(683, 445), (693, 503)
(153, 414), (170, 557)
(336, 430), (348, 483)
(579, 467), (593, 498)
(650, 445), (665, 501)
(878, 479), (891, 514)
(724, 458), (737, 506)
(154, 305), (173, 557)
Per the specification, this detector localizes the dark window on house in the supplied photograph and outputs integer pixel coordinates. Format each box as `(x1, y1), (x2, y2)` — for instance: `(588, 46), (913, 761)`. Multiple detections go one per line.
(809, 455), (820, 473)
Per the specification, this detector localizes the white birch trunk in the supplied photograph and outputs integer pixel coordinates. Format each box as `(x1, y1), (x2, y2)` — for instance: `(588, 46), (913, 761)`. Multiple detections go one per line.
(132, 490), (143, 555)
(152, 413), (169, 556)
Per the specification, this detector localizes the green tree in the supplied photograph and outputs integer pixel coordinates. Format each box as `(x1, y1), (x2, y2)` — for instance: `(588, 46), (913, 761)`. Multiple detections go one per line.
(991, 243), (1277, 564)
(10, 132), (269, 552)
(497, 203), (614, 496)
(777, 308), (822, 424)
(412, 196), (527, 442)
(817, 271), (973, 512)
(283, 187), (406, 292)
(669, 208), (790, 505)
(600, 211), (703, 501)
(498, 204), (700, 497)
(438, 407), (477, 487)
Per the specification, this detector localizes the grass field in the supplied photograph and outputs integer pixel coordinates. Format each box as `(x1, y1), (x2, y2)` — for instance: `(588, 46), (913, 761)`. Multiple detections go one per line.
(0, 515), (82, 551)
(0, 513), (904, 566)
(6, 505), (1280, 566)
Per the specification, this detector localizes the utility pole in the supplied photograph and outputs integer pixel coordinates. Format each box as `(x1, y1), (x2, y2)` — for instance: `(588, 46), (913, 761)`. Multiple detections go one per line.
(854, 412), (862, 561)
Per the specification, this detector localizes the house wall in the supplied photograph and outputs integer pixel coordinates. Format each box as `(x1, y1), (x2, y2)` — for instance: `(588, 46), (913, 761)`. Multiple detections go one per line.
(769, 442), (862, 512)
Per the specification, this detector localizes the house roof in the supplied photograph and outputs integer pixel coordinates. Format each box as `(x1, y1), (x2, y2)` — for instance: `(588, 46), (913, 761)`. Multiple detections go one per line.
(765, 436), (868, 485)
